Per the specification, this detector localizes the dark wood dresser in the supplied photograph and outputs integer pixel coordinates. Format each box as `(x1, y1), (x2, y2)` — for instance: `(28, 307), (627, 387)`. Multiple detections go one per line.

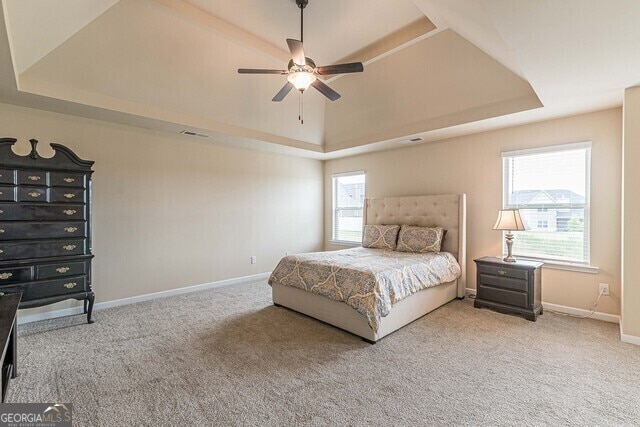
(474, 256), (543, 321)
(0, 138), (95, 323)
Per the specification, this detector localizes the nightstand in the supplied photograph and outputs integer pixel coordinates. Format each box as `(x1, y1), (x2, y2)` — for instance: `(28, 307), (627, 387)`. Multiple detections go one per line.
(474, 257), (543, 321)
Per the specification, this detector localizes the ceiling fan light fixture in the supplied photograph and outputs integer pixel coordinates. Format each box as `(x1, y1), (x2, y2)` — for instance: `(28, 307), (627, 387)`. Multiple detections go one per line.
(287, 70), (316, 91)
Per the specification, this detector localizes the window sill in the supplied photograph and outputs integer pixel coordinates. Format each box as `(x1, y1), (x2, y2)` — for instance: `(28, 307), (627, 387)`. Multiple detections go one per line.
(329, 240), (361, 247)
(514, 256), (599, 274)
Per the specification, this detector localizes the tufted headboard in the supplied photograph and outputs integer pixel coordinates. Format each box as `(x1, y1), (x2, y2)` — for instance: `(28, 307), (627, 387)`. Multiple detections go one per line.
(364, 194), (467, 297)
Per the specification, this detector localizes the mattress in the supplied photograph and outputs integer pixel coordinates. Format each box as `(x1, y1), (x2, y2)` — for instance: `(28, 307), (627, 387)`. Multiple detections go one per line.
(268, 247), (461, 331)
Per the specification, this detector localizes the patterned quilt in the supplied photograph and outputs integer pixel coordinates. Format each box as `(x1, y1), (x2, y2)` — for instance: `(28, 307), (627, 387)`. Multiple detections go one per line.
(268, 247), (461, 332)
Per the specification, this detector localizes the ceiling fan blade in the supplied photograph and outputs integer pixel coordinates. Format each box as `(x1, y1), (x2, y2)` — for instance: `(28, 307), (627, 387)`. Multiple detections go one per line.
(272, 82), (295, 102)
(316, 62), (364, 75)
(311, 79), (341, 101)
(286, 38), (306, 66)
(238, 68), (288, 74)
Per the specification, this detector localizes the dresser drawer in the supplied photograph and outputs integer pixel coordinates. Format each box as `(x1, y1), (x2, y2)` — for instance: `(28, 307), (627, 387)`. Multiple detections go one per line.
(477, 283), (528, 308)
(50, 172), (86, 188)
(18, 186), (49, 202)
(0, 239), (86, 260)
(477, 263), (528, 280)
(21, 276), (87, 300)
(50, 188), (85, 204)
(36, 261), (87, 279)
(17, 170), (49, 186)
(0, 266), (33, 284)
(0, 169), (16, 185)
(0, 222), (86, 240)
(479, 273), (528, 292)
(0, 204), (85, 221)
(0, 186), (16, 202)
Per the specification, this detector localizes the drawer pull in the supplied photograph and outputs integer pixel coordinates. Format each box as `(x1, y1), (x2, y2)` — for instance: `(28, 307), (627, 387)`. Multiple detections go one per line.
(0, 273), (12, 280)
(28, 191), (41, 198)
(0, 250), (3, 254)
(63, 177), (76, 183)
(63, 209), (77, 216)
(28, 175), (41, 181)
(62, 245), (77, 251)
(56, 267), (70, 274)
(0, 192), (3, 195)
(497, 270), (507, 276)
(0, 210), (3, 214)
(64, 193), (76, 199)
(0, 229), (4, 234)
(64, 227), (78, 233)
(63, 282), (77, 289)
(0, 292), (4, 296)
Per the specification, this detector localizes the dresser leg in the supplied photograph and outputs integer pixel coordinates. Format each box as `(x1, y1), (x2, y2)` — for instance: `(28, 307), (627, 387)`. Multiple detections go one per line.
(83, 299), (88, 314)
(86, 293), (95, 324)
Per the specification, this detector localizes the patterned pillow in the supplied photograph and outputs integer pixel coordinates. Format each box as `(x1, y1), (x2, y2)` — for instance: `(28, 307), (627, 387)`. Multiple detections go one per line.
(396, 225), (446, 253)
(362, 225), (401, 250)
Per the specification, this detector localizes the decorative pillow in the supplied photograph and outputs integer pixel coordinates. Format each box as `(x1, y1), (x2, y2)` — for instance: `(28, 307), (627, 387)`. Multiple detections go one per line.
(362, 225), (401, 250)
(396, 225), (446, 253)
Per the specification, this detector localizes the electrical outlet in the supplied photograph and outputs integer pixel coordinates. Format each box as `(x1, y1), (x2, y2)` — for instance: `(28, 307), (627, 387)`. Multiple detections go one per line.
(599, 283), (610, 296)
(250, 256), (257, 265)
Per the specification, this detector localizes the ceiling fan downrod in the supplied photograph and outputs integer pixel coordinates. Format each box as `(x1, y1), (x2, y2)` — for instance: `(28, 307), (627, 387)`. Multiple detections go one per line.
(296, 0), (308, 43)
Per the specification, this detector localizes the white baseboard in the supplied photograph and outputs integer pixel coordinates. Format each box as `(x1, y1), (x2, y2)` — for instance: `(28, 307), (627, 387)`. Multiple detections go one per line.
(17, 272), (271, 325)
(464, 287), (620, 324)
(620, 332), (640, 346)
(541, 302), (619, 324)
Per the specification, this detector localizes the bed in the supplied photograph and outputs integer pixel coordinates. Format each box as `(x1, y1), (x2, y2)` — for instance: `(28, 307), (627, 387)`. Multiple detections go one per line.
(269, 194), (467, 343)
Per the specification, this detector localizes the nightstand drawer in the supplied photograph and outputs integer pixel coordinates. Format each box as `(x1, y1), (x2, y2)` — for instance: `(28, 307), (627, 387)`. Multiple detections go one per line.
(480, 273), (528, 292)
(477, 284), (528, 308)
(478, 264), (528, 280)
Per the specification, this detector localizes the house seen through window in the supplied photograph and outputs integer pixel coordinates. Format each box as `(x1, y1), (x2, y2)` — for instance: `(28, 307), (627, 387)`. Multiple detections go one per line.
(502, 143), (591, 264)
(332, 172), (366, 243)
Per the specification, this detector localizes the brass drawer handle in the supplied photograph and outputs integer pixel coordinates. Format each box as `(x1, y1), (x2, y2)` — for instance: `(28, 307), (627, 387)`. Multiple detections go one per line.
(497, 270), (507, 276)
(63, 282), (77, 289)
(64, 227), (78, 233)
(0, 191), (3, 195)
(0, 249), (3, 254)
(56, 267), (70, 273)
(0, 209), (3, 214)
(63, 177), (75, 183)
(64, 193), (76, 199)
(63, 245), (77, 251)
(28, 175), (41, 181)
(0, 272), (12, 280)
(0, 229), (4, 234)
(63, 209), (77, 216)
(28, 191), (41, 198)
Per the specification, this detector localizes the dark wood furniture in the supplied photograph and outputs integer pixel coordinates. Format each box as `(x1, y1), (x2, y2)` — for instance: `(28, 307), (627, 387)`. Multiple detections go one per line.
(474, 256), (543, 321)
(0, 138), (95, 323)
(0, 292), (20, 403)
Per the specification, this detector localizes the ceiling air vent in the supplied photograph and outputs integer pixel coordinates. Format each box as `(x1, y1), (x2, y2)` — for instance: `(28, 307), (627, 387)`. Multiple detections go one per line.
(180, 130), (210, 138)
(398, 137), (423, 144)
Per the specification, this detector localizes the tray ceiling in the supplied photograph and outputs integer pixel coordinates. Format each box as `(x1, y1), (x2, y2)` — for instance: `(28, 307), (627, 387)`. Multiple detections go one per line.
(1, 0), (637, 159)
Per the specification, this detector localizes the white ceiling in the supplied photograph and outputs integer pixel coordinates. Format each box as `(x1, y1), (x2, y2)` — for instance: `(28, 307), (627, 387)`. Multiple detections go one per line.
(0, 0), (638, 159)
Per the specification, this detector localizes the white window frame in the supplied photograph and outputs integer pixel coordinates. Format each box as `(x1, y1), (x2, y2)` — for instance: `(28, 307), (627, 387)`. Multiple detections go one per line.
(501, 142), (597, 272)
(331, 171), (366, 245)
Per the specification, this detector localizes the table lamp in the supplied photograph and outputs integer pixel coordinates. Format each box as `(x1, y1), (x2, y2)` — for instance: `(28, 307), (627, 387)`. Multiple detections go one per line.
(493, 209), (526, 262)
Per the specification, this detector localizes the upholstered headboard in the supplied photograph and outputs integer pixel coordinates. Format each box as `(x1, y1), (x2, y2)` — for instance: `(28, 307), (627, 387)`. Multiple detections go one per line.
(364, 194), (467, 297)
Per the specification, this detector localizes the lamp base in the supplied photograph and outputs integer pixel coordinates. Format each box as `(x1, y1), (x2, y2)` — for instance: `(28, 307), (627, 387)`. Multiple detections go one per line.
(504, 232), (516, 263)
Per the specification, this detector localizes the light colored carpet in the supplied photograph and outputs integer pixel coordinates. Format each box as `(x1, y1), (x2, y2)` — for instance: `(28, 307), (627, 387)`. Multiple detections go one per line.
(8, 281), (640, 426)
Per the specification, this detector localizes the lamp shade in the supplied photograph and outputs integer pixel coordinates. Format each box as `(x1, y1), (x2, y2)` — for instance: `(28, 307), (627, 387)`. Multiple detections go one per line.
(493, 209), (526, 231)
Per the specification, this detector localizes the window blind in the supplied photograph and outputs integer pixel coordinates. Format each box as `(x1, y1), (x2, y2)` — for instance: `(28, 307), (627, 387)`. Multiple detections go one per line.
(502, 142), (591, 264)
(332, 172), (366, 243)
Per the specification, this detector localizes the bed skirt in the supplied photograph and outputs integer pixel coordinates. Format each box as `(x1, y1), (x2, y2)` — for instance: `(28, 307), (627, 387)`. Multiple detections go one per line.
(272, 280), (458, 343)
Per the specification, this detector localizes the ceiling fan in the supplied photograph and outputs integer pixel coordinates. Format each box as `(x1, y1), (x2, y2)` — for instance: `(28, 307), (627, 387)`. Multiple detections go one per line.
(238, 0), (364, 123)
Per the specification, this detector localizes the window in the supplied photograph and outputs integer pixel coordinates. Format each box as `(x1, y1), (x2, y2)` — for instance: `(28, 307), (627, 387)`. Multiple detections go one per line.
(332, 172), (366, 243)
(502, 142), (591, 264)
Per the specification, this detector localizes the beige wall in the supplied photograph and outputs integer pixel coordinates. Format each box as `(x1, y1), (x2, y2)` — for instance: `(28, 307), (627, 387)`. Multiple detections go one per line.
(622, 87), (640, 337)
(0, 103), (324, 319)
(325, 108), (622, 316)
